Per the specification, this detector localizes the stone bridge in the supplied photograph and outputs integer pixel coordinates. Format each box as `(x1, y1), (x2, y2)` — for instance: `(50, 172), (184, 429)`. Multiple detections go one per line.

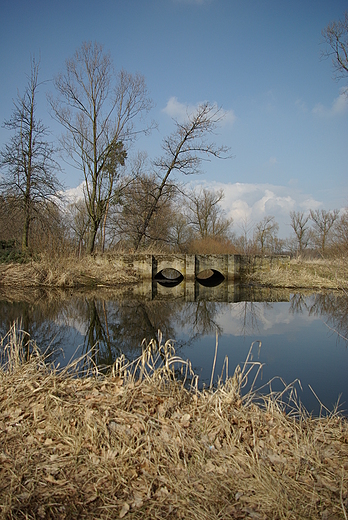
(112, 254), (242, 282)
(105, 253), (290, 301)
(110, 253), (291, 282)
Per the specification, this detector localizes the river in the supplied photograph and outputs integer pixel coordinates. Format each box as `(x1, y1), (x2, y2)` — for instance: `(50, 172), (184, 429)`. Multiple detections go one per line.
(0, 281), (347, 416)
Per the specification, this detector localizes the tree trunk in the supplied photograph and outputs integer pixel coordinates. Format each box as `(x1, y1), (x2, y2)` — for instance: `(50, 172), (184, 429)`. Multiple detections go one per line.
(22, 196), (30, 252)
(87, 221), (99, 255)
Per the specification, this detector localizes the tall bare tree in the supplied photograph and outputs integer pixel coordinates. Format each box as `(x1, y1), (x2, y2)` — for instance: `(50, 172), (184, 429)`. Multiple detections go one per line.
(133, 102), (230, 251)
(186, 187), (232, 240)
(290, 210), (310, 256)
(49, 41), (153, 254)
(333, 208), (348, 255)
(0, 58), (62, 252)
(236, 216), (254, 254)
(322, 11), (348, 85)
(254, 215), (279, 254)
(310, 209), (339, 255)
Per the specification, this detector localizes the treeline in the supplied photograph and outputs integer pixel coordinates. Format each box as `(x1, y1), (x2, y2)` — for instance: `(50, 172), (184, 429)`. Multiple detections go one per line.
(1, 186), (347, 260)
(235, 209), (348, 258)
(0, 42), (347, 261)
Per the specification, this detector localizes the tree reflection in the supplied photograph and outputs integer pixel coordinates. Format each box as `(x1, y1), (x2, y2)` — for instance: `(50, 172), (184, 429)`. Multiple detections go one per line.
(106, 300), (183, 355)
(0, 291), (70, 362)
(81, 299), (121, 369)
(178, 301), (223, 344)
(306, 292), (348, 342)
(65, 298), (185, 371)
(289, 293), (309, 315)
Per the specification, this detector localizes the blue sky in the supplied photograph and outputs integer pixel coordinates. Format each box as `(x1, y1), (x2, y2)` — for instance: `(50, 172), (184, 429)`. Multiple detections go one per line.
(0, 0), (347, 237)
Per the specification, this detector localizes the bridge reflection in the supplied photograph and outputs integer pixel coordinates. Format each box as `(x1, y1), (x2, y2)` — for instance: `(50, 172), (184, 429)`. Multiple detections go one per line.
(131, 279), (290, 302)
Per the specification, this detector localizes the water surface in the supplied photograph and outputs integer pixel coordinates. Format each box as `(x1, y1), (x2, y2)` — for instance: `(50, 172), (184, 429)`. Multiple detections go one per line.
(0, 282), (347, 416)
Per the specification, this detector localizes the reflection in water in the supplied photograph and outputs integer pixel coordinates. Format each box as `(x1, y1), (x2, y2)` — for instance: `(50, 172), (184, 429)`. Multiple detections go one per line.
(288, 292), (348, 341)
(233, 301), (265, 337)
(196, 269), (225, 287)
(156, 279), (183, 288)
(154, 268), (184, 286)
(0, 291), (70, 364)
(0, 285), (347, 414)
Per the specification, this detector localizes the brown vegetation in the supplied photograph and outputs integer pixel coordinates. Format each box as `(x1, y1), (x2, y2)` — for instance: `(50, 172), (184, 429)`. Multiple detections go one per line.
(0, 255), (137, 288)
(1, 324), (347, 519)
(245, 257), (348, 290)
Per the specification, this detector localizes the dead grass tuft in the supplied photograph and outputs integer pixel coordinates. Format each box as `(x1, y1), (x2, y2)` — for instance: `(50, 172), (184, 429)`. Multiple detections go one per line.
(0, 323), (348, 519)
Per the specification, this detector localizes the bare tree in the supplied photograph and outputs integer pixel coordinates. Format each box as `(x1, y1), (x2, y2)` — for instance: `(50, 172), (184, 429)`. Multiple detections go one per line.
(0, 58), (62, 252)
(186, 187), (232, 240)
(333, 208), (348, 255)
(290, 211), (310, 256)
(0, 194), (23, 244)
(168, 208), (193, 252)
(310, 208), (339, 255)
(322, 11), (348, 84)
(111, 172), (175, 250)
(66, 199), (90, 257)
(236, 215), (254, 254)
(133, 102), (231, 250)
(49, 41), (153, 254)
(254, 215), (279, 254)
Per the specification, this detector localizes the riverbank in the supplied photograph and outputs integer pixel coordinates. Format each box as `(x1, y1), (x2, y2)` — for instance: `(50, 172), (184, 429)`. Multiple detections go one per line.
(0, 255), (348, 290)
(245, 257), (348, 290)
(1, 324), (347, 519)
(0, 255), (138, 288)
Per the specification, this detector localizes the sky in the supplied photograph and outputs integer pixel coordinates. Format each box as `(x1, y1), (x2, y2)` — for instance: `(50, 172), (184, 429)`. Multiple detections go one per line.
(0, 0), (347, 238)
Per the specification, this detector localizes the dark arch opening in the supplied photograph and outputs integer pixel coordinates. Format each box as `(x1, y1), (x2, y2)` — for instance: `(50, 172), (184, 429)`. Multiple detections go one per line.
(196, 269), (225, 287)
(154, 268), (184, 287)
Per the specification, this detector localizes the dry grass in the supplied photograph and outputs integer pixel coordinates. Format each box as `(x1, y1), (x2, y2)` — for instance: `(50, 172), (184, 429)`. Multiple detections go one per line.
(0, 255), (137, 288)
(246, 258), (348, 290)
(1, 324), (347, 519)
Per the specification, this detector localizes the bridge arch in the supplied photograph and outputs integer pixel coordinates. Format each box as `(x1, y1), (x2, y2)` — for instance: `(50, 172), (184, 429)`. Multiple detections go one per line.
(196, 269), (225, 287)
(154, 268), (184, 286)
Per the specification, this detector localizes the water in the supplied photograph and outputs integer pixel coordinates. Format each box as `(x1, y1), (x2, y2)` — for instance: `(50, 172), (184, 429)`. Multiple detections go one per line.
(0, 282), (347, 416)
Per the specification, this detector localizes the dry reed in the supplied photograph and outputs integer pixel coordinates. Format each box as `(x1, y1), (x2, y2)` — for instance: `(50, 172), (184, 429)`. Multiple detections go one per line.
(0, 323), (347, 519)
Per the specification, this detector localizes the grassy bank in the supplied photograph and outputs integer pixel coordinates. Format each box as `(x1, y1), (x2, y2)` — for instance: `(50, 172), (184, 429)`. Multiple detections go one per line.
(245, 258), (348, 290)
(1, 324), (347, 519)
(0, 255), (137, 288)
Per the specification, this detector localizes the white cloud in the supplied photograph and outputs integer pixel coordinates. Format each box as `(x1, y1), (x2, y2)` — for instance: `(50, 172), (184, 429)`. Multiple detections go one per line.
(312, 88), (348, 117)
(188, 181), (322, 238)
(60, 182), (85, 204)
(162, 96), (236, 125)
(217, 301), (317, 337)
